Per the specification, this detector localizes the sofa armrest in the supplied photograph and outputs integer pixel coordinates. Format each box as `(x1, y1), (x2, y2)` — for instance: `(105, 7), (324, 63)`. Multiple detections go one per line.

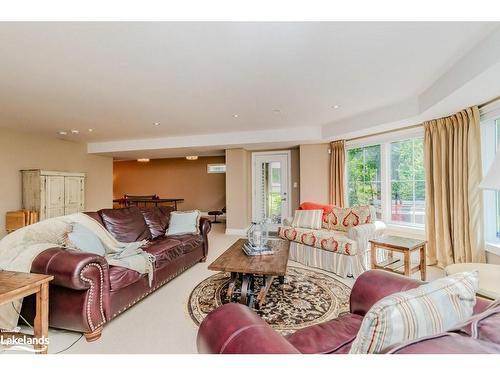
(199, 217), (212, 258)
(350, 270), (424, 316)
(347, 221), (386, 251)
(31, 247), (109, 291)
(197, 303), (300, 354)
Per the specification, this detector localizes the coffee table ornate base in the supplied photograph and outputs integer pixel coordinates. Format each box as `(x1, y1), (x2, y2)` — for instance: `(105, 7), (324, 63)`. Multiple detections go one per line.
(225, 272), (286, 309)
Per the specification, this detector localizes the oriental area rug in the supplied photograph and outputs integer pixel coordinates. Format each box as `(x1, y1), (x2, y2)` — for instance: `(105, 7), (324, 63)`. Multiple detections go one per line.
(188, 266), (351, 335)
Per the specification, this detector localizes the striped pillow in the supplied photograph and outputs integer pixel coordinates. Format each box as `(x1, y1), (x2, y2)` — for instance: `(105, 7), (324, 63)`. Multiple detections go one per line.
(291, 209), (323, 230)
(349, 271), (479, 354)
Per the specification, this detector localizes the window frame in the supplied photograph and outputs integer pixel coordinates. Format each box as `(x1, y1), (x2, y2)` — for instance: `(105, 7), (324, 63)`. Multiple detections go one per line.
(480, 103), (500, 255)
(345, 127), (425, 232)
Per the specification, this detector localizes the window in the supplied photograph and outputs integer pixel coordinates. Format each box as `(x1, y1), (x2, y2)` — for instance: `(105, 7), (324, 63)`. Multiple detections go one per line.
(390, 138), (425, 225)
(481, 107), (500, 248)
(347, 145), (382, 218)
(346, 134), (425, 227)
(207, 164), (226, 173)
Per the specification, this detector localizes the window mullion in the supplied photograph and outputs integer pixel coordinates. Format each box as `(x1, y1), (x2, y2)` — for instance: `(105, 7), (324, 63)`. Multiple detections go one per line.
(381, 142), (391, 223)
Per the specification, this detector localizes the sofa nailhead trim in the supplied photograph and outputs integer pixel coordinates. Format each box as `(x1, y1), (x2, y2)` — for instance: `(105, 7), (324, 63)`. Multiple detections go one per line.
(80, 263), (106, 331)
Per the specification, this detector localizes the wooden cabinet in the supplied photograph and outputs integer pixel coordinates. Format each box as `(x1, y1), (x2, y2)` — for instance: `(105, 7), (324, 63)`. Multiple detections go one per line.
(21, 170), (86, 220)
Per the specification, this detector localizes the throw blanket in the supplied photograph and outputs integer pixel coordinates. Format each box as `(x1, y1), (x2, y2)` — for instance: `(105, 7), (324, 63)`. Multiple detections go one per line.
(0, 213), (154, 330)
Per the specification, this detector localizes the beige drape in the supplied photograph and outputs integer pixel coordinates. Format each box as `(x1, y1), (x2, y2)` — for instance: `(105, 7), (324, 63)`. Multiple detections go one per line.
(329, 140), (346, 207)
(424, 106), (485, 268)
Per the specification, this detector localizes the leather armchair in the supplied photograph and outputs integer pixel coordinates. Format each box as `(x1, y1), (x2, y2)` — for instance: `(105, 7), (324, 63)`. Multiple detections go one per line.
(197, 270), (495, 354)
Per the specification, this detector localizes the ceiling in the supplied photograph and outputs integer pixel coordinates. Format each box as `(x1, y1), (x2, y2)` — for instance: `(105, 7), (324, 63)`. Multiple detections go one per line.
(0, 22), (498, 158)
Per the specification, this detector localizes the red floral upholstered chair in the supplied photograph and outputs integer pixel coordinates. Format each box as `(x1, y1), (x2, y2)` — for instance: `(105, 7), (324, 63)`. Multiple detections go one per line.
(279, 202), (385, 278)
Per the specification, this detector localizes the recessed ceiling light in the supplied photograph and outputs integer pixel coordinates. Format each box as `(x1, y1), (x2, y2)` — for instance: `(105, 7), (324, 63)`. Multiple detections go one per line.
(272, 109), (281, 113)
(71, 129), (80, 134)
(137, 158), (150, 163)
(332, 105), (341, 109)
(58, 131), (68, 136)
(186, 155), (198, 161)
(153, 122), (161, 126)
(232, 114), (239, 118)
(88, 128), (94, 132)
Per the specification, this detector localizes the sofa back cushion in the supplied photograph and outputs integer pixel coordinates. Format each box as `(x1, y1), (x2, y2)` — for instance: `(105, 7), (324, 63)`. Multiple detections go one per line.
(139, 207), (171, 239)
(349, 271), (479, 354)
(99, 206), (152, 242)
(291, 209), (323, 230)
(325, 205), (376, 232)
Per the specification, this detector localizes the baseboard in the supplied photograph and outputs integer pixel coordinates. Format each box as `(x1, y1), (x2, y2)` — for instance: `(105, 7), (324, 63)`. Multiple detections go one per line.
(225, 227), (249, 236)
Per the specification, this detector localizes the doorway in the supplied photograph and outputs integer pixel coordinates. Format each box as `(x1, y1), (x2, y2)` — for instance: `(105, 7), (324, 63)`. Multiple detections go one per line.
(252, 151), (291, 231)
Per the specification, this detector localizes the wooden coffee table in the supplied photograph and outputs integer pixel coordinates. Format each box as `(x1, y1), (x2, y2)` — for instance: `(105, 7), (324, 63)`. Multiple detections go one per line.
(208, 238), (290, 309)
(369, 235), (427, 281)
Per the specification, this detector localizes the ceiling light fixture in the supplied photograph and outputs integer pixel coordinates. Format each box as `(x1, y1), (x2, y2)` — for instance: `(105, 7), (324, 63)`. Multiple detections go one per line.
(58, 131), (68, 136)
(232, 114), (239, 118)
(88, 128), (94, 132)
(71, 129), (80, 134)
(186, 156), (198, 161)
(272, 109), (281, 113)
(332, 105), (341, 109)
(137, 158), (150, 163)
(153, 122), (161, 126)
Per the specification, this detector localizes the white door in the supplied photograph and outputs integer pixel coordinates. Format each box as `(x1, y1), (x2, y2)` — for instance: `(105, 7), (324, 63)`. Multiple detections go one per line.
(252, 152), (291, 231)
(45, 176), (65, 219)
(65, 176), (85, 215)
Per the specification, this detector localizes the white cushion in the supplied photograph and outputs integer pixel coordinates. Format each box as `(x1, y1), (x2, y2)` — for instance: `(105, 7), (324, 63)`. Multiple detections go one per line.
(349, 271), (479, 354)
(66, 223), (106, 256)
(166, 210), (201, 236)
(291, 209), (323, 230)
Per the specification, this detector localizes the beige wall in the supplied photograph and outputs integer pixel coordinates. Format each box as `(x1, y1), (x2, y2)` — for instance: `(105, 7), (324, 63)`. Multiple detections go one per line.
(299, 143), (330, 204)
(0, 127), (113, 237)
(113, 156), (226, 212)
(225, 148), (300, 232)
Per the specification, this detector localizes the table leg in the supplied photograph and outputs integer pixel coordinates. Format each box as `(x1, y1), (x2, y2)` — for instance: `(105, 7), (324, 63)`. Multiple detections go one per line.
(256, 276), (274, 309)
(370, 242), (377, 269)
(34, 282), (49, 354)
(403, 251), (410, 277)
(174, 201), (178, 210)
(226, 272), (237, 300)
(420, 245), (427, 281)
(240, 274), (252, 306)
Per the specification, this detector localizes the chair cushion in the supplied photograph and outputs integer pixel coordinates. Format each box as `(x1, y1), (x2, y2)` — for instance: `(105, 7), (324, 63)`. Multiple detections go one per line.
(143, 237), (184, 268)
(167, 234), (204, 254)
(324, 205), (376, 232)
(108, 266), (143, 291)
(349, 271), (479, 354)
(139, 207), (170, 239)
(286, 313), (363, 353)
(298, 202), (336, 222)
(291, 209), (323, 230)
(278, 226), (357, 255)
(99, 207), (152, 242)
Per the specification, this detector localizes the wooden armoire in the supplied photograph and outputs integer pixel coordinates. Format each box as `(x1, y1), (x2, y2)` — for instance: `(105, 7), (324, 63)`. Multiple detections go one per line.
(21, 170), (86, 220)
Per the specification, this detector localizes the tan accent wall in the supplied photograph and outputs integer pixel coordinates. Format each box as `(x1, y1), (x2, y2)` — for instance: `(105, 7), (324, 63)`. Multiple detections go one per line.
(0, 127), (113, 237)
(225, 148), (300, 232)
(299, 143), (330, 204)
(113, 156), (226, 212)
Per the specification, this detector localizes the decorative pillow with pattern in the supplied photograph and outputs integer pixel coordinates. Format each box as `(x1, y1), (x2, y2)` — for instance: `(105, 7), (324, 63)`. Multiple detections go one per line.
(349, 271), (479, 354)
(291, 209), (323, 230)
(324, 205), (376, 232)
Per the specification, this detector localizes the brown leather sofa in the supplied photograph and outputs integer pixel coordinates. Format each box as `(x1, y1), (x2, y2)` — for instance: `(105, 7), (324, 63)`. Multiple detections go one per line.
(197, 270), (499, 354)
(20, 206), (211, 341)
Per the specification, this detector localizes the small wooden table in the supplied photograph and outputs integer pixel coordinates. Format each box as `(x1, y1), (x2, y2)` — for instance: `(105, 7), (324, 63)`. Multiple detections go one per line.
(208, 238), (290, 309)
(0, 271), (54, 354)
(369, 236), (427, 281)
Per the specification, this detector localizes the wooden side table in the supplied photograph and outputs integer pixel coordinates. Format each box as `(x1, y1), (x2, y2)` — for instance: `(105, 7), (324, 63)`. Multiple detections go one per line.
(0, 271), (54, 354)
(369, 235), (427, 281)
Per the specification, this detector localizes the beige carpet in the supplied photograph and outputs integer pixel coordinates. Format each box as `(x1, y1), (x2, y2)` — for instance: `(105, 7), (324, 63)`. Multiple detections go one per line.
(11, 224), (444, 354)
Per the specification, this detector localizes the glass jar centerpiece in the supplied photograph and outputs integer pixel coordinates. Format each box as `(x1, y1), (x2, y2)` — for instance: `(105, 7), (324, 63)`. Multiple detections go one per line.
(247, 221), (269, 250)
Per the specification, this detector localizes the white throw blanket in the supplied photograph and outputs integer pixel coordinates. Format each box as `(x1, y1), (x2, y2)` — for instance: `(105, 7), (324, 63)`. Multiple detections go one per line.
(0, 213), (154, 330)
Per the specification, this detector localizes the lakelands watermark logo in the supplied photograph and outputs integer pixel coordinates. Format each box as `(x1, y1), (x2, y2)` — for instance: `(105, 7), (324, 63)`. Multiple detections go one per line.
(0, 329), (49, 353)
